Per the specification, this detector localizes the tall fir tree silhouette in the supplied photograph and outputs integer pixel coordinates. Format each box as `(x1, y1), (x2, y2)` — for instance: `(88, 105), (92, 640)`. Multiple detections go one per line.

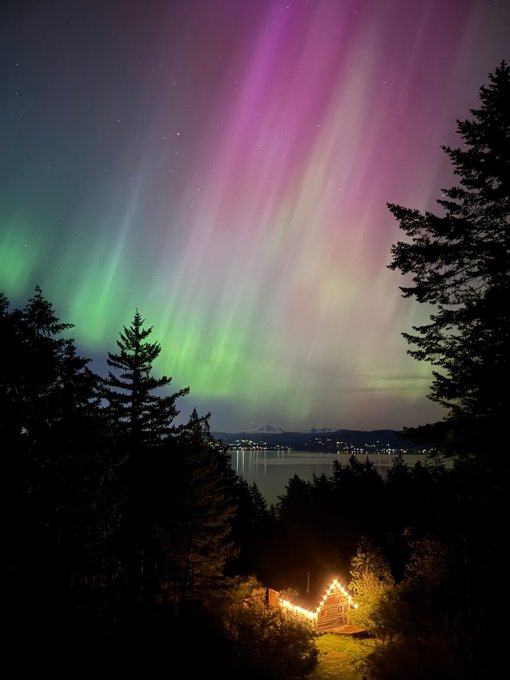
(2, 287), (108, 623)
(104, 310), (189, 599)
(157, 408), (236, 608)
(104, 309), (189, 455)
(388, 62), (510, 459)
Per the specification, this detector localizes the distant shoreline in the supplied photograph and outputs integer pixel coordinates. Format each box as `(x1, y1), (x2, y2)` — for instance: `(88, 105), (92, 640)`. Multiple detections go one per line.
(215, 428), (434, 455)
(229, 449), (451, 506)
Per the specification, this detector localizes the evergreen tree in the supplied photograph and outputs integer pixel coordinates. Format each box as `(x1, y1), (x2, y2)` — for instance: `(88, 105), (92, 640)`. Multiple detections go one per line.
(2, 287), (111, 636)
(20, 285), (78, 444)
(104, 309), (189, 454)
(388, 62), (510, 459)
(103, 311), (190, 600)
(227, 477), (270, 576)
(157, 408), (236, 608)
(0, 292), (25, 457)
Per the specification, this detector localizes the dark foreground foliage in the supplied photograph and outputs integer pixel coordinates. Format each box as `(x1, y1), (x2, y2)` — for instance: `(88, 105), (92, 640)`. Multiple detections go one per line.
(388, 61), (510, 461)
(2, 289), (316, 679)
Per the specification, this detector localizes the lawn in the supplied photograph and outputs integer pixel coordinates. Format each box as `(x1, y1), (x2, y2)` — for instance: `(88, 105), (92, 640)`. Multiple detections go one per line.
(308, 633), (376, 680)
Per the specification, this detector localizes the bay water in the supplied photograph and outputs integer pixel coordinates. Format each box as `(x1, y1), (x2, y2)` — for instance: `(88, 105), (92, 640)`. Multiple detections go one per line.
(230, 449), (437, 506)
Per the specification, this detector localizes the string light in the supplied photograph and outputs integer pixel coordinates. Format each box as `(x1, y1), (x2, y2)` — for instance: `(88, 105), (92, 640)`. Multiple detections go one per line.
(279, 577), (358, 628)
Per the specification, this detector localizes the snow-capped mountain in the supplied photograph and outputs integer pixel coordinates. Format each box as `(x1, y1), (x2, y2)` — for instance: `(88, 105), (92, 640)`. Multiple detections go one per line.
(246, 424), (286, 434)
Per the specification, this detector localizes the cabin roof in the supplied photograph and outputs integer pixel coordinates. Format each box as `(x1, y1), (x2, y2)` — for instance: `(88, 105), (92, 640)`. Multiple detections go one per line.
(280, 577), (356, 618)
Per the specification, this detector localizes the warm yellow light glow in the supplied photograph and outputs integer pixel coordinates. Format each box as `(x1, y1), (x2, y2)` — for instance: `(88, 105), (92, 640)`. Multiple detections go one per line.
(280, 599), (318, 621)
(279, 577), (357, 625)
(314, 578), (356, 614)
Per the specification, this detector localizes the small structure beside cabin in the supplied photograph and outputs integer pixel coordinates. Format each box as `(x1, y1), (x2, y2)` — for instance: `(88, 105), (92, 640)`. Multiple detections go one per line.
(268, 578), (358, 632)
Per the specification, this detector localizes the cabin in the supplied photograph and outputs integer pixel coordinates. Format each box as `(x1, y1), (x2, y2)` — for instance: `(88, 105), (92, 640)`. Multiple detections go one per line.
(269, 578), (357, 632)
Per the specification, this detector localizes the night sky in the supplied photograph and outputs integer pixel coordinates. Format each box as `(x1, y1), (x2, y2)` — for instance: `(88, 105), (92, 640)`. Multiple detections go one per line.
(1, 0), (508, 432)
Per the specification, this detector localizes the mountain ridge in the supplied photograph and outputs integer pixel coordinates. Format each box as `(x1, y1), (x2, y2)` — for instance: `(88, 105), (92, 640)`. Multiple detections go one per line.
(212, 427), (427, 452)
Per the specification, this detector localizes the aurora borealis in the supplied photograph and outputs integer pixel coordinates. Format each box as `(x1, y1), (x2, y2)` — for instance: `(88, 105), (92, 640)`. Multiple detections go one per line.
(1, 0), (508, 432)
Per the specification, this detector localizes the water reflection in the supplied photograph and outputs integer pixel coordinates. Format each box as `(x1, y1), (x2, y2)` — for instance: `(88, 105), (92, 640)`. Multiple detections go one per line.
(231, 449), (440, 506)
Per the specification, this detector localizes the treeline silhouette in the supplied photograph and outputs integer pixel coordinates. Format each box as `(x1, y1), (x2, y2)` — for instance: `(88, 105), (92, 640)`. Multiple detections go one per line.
(2, 287), (506, 678)
(1, 288), (283, 676)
